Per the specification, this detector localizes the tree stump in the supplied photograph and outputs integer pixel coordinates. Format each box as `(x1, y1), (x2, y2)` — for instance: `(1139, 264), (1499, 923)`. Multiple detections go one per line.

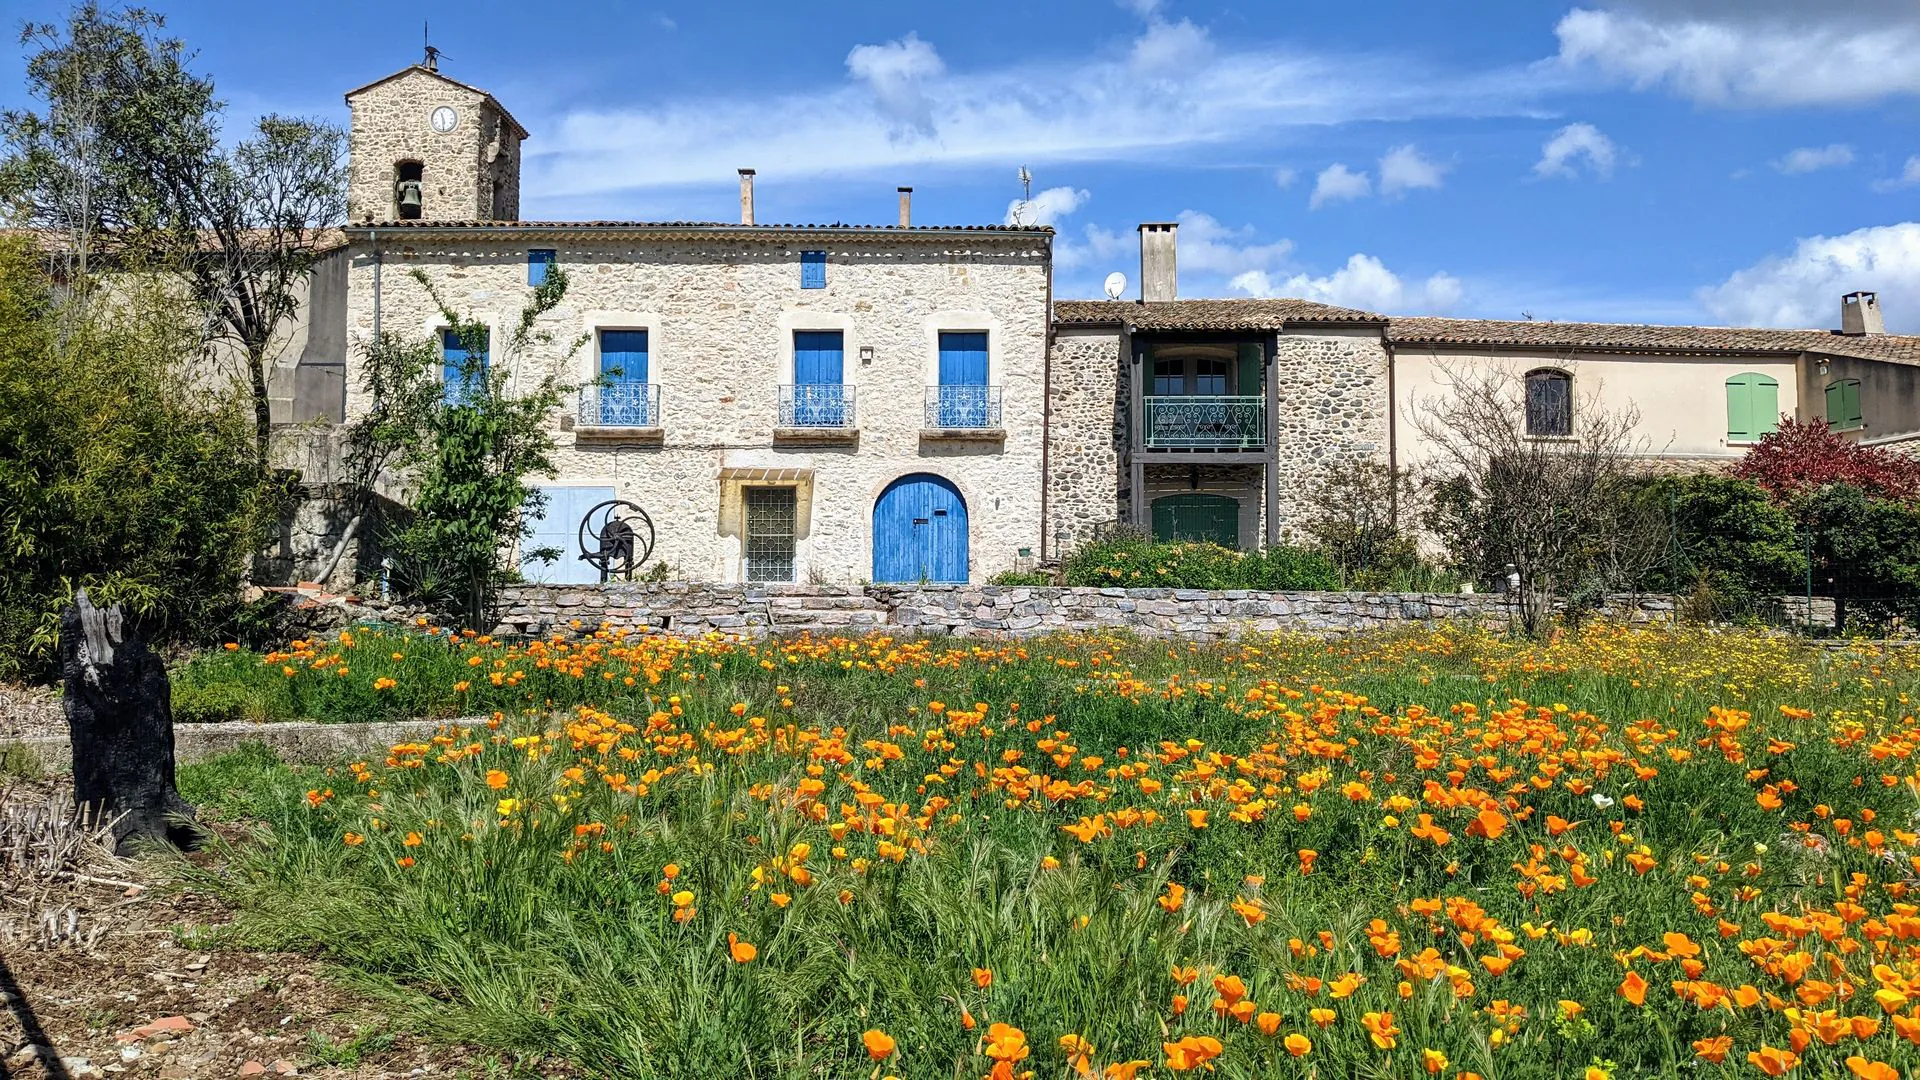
(60, 589), (199, 854)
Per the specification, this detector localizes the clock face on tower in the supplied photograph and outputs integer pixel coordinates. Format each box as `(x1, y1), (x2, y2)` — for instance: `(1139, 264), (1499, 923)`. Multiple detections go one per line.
(429, 106), (458, 134)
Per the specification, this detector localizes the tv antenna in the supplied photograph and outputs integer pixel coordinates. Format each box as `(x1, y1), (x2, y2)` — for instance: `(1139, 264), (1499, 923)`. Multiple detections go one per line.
(1018, 165), (1032, 204)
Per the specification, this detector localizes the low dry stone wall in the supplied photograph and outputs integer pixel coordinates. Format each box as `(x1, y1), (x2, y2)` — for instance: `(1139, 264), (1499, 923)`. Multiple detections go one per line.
(487, 583), (1677, 641)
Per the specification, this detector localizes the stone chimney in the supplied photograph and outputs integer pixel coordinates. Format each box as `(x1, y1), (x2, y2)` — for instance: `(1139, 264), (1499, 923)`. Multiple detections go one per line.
(738, 169), (756, 226)
(1842, 291), (1885, 336)
(1139, 222), (1178, 303)
(897, 187), (912, 227)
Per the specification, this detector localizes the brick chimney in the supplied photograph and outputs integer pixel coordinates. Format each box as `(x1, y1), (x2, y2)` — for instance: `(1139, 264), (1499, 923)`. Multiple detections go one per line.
(738, 169), (756, 226)
(1139, 222), (1177, 303)
(1842, 291), (1885, 335)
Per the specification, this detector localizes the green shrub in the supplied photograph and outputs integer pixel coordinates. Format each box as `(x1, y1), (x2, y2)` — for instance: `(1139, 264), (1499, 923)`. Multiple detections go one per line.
(0, 237), (270, 680)
(1061, 533), (1339, 590)
(989, 570), (1054, 587)
(170, 680), (256, 724)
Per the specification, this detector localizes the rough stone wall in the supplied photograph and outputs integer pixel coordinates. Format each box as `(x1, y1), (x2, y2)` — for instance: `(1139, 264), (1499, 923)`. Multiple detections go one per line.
(347, 69), (507, 224)
(1045, 328), (1126, 554)
(343, 233), (1052, 584)
(478, 582), (1675, 641)
(1269, 328), (1391, 534)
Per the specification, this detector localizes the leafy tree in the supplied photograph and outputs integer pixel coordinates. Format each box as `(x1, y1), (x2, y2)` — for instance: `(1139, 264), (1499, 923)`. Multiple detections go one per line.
(1297, 460), (1424, 588)
(1732, 418), (1920, 503)
(0, 3), (346, 467)
(1634, 473), (1805, 623)
(1798, 484), (1920, 632)
(0, 234), (268, 680)
(361, 267), (586, 629)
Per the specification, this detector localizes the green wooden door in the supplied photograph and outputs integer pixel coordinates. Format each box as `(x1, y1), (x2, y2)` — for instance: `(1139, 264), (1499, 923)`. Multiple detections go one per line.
(1152, 494), (1240, 548)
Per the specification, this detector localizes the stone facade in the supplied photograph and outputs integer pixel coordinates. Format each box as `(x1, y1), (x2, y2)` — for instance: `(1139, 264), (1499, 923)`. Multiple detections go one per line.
(482, 582), (1675, 640)
(1043, 328), (1127, 553)
(342, 229), (1053, 584)
(1268, 328), (1391, 532)
(345, 66), (524, 224)
(1041, 323), (1393, 553)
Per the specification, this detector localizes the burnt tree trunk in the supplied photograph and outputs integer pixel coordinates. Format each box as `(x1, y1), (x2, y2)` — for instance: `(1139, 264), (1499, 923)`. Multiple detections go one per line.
(60, 590), (199, 854)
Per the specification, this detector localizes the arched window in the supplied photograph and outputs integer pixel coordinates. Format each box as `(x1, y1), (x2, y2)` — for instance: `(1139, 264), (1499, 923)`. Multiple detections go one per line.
(1724, 372), (1779, 441)
(1524, 369), (1572, 437)
(1826, 379), (1863, 432)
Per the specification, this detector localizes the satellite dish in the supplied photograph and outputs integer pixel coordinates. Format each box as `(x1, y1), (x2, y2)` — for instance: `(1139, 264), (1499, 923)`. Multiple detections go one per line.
(1103, 271), (1127, 300)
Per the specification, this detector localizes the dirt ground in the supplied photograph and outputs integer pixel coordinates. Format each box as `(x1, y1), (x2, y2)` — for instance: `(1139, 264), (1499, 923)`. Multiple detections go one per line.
(1, 783), (571, 1080)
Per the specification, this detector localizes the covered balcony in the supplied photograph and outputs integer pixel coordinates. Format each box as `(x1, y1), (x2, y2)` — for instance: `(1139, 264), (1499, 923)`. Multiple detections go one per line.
(1137, 341), (1268, 450)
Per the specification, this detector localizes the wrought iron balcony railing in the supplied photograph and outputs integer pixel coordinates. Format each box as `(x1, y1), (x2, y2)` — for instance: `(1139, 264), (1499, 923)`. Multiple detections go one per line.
(924, 385), (1002, 429)
(779, 384), (855, 428)
(1142, 395), (1266, 449)
(578, 383), (661, 427)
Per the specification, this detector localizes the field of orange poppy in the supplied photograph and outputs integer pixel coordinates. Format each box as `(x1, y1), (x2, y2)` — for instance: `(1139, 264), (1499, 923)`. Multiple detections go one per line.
(179, 623), (1920, 1078)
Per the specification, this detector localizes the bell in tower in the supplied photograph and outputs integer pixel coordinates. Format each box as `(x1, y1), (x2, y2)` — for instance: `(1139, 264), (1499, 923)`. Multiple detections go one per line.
(394, 161), (424, 220)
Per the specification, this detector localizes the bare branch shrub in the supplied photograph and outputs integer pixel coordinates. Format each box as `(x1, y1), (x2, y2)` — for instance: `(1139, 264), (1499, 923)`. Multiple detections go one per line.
(1411, 360), (1665, 634)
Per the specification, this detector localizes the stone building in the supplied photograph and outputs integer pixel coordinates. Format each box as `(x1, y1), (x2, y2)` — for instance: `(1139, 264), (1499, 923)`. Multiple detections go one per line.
(270, 59), (1920, 590)
(331, 62), (1051, 586)
(1040, 222), (1920, 555)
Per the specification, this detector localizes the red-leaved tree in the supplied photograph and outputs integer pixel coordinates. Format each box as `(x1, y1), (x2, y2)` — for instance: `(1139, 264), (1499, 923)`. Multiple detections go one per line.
(1732, 419), (1920, 503)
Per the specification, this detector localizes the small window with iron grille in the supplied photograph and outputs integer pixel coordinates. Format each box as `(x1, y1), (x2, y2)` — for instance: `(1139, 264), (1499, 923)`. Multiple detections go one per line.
(744, 487), (796, 583)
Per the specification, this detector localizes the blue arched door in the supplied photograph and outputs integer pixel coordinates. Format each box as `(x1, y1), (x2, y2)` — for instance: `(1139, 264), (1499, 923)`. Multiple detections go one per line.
(873, 474), (969, 583)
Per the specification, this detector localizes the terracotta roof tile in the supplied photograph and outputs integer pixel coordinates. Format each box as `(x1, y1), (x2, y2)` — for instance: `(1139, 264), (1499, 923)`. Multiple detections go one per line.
(1054, 298), (1383, 330)
(349, 220), (1049, 234)
(1387, 316), (1920, 367)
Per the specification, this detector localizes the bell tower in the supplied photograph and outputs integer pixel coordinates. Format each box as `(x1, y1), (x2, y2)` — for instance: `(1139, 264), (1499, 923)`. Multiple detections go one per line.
(344, 51), (529, 223)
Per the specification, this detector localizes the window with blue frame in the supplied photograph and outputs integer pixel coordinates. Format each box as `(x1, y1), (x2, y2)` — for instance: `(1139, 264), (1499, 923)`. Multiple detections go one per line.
(935, 331), (991, 427)
(441, 328), (488, 406)
(800, 250), (827, 289)
(596, 329), (653, 426)
(788, 330), (846, 426)
(528, 249), (556, 286)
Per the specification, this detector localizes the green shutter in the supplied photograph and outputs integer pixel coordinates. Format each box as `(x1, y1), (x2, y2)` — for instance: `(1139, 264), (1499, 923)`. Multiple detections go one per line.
(1827, 379), (1863, 431)
(1235, 343), (1263, 397)
(1726, 373), (1778, 441)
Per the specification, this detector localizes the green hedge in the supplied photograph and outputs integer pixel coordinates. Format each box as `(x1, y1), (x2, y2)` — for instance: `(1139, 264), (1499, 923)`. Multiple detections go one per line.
(1061, 534), (1340, 590)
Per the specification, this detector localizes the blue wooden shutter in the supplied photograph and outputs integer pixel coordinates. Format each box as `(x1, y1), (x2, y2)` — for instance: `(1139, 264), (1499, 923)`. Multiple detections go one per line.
(793, 331), (843, 384)
(800, 250), (827, 289)
(600, 329), (649, 383)
(528, 249), (556, 286)
(442, 328), (488, 404)
(937, 332), (989, 386)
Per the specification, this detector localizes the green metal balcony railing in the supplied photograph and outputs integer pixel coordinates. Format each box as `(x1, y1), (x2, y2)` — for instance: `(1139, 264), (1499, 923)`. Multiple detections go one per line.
(1142, 395), (1265, 449)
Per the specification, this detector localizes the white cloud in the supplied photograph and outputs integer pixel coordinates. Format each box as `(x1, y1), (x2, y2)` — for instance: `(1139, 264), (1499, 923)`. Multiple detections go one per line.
(1552, 5), (1920, 107)
(525, 23), (1550, 206)
(1130, 18), (1213, 74)
(1310, 163), (1371, 209)
(1872, 156), (1920, 193)
(1273, 167), (1297, 188)
(1696, 221), (1920, 331)
(1232, 254), (1464, 314)
(1378, 144), (1447, 198)
(1006, 186), (1090, 226)
(1773, 144), (1854, 174)
(652, 13), (677, 31)
(845, 32), (946, 137)
(1534, 122), (1619, 179)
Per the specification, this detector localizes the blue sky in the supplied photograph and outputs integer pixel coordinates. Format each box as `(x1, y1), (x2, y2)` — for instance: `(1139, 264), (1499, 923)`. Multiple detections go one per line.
(5, 0), (1919, 328)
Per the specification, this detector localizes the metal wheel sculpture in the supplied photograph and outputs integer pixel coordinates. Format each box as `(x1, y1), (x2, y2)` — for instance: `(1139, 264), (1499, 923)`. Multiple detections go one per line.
(578, 499), (656, 581)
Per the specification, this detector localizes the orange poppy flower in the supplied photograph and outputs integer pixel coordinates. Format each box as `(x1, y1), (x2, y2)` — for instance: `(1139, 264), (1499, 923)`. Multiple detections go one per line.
(1847, 1057), (1900, 1080)
(1162, 1035), (1223, 1071)
(1692, 1036), (1731, 1063)
(1618, 970), (1648, 1006)
(1255, 1012), (1282, 1036)
(862, 1029), (895, 1061)
(1284, 1033), (1311, 1057)
(972, 967), (993, 988)
(1747, 1046), (1799, 1077)
(727, 933), (757, 963)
